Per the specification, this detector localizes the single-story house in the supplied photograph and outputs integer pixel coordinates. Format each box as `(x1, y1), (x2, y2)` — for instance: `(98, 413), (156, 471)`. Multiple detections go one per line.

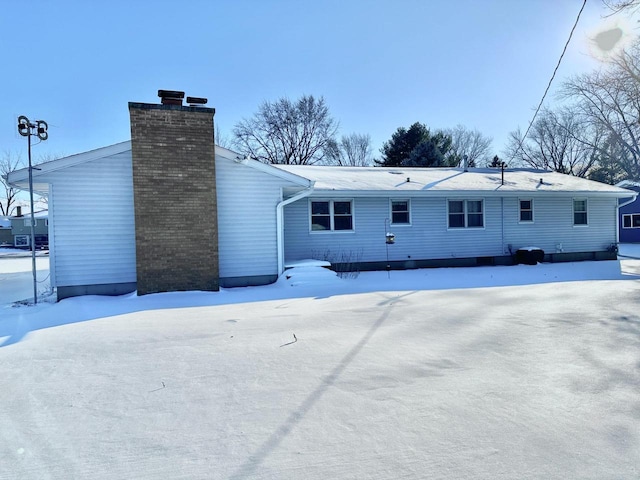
(9, 208), (49, 249)
(616, 180), (640, 243)
(6, 91), (636, 301)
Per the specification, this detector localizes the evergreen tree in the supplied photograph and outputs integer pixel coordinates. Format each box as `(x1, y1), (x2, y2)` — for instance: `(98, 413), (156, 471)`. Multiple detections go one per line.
(377, 122), (456, 167)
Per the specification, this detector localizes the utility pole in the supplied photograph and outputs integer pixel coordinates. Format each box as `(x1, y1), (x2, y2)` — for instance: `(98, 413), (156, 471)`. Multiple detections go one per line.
(17, 116), (48, 305)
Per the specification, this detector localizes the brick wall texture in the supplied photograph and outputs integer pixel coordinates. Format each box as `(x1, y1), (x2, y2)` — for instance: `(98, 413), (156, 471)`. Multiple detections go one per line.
(129, 102), (219, 295)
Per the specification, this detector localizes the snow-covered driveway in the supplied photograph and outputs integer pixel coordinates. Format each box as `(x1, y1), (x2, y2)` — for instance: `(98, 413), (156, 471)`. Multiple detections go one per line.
(1, 255), (639, 479)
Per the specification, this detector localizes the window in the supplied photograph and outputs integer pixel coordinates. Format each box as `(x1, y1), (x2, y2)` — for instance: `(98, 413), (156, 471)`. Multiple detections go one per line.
(519, 199), (533, 222)
(448, 199), (484, 228)
(23, 218), (31, 227)
(311, 200), (353, 231)
(14, 235), (29, 247)
(391, 200), (410, 224)
(622, 214), (640, 228)
(573, 199), (588, 225)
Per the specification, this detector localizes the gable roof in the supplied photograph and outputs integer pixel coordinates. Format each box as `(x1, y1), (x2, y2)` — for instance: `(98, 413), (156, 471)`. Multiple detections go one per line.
(273, 165), (636, 198)
(7, 142), (312, 190)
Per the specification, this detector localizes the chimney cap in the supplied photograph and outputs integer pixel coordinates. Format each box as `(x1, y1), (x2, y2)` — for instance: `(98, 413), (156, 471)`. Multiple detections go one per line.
(186, 96), (208, 105)
(158, 90), (185, 99)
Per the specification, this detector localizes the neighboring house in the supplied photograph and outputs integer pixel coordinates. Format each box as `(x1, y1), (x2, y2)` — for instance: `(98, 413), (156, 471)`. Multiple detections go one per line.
(616, 180), (640, 243)
(10, 209), (49, 249)
(0, 217), (11, 246)
(6, 91), (636, 301)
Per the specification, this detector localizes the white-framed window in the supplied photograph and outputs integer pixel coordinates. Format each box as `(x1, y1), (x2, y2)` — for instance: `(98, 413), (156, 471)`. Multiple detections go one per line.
(573, 199), (588, 226)
(448, 199), (484, 229)
(23, 218), (31, 227)
(14, 235), (29, 247)
(622, 214), (640, 228)
(519, 199), (534, 223)
(310, 200), (354, 232)
(390, 199), (410, 225)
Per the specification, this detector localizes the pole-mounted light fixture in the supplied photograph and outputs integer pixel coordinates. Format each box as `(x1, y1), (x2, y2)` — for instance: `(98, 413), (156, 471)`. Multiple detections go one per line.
(16, 115), (48, 305)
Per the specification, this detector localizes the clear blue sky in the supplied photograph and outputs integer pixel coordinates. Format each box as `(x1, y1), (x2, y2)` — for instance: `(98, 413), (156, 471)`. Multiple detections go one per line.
(0, 0), (634, 164)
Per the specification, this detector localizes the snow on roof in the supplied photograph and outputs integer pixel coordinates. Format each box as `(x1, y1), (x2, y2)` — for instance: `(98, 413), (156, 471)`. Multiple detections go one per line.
(0, 217), (10, 229)
(273, 165), (635, 196)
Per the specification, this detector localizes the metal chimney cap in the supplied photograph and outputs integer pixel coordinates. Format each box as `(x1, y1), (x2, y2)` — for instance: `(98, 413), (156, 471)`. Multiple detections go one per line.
(158, 90), (185, 99)
(186, 96), (208, 105)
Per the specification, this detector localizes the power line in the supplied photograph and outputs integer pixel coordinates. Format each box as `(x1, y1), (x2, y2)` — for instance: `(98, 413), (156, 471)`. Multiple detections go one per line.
(511, 0), (588, 160)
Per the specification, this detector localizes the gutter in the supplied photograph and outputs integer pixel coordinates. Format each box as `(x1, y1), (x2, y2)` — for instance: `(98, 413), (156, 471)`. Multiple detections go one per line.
(276, 184), (315, 275)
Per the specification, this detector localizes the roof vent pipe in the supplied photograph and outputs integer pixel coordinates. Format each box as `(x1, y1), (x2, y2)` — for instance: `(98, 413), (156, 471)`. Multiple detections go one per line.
(463, 155), (468, 172)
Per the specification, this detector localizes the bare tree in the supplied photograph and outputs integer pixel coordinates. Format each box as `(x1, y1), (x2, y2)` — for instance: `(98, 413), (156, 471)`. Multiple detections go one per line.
(233, 95), (339, 165)
(444, 125), (493, 167)
(506, 107), (601, 177)
(326, 133), (373, 166)
(602, 0), (640, 15)
(561, 39), (640, 178)
(0, 152), (24, 216)
(214, 124), (233, 149)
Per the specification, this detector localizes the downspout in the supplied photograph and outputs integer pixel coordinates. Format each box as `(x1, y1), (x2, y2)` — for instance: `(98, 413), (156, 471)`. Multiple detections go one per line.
(276, 184), (315, 275)
(617, 194), (638, 245)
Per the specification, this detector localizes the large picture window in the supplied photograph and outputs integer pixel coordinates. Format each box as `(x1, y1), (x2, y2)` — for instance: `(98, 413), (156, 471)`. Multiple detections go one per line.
(311, 200), (353, 231)
(391, 200), (410, 224)
(573, 199), (588, 226)
(448, 200), (484, 229)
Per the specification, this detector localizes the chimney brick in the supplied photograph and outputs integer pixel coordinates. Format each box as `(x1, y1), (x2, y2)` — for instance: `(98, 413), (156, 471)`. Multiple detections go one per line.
(129, 102), (219, 295)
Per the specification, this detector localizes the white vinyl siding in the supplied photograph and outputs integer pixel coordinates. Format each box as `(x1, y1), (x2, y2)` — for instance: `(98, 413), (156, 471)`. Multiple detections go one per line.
(215, 155), (304, 279)
(36, 150), (136, 287)
(283, 195), (619, 264)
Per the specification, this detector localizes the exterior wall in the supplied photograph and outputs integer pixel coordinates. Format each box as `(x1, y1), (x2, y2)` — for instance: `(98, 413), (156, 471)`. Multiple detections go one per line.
(36, 151), (136, 293)
(10, 218), (48, 236)
(215, 155), (302, 286)
(283, 195), (619, 266)
(129, 102), (218, 295)
(619, 189), (640, 243)
(503, 196), (618, 253)
(0, 228), (12, 246)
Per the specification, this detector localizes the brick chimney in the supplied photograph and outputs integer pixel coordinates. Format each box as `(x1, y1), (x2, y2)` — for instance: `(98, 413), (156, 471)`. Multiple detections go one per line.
(129, 90), (219, 295)
(16, 206), (22, 217)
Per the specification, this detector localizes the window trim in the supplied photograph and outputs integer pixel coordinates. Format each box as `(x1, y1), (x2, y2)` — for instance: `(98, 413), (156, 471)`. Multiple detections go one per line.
(14, 234), (29, 247)
(622, 213), (640, 229)
(447, 198), (485, 230)
(573, 198), (588, 226)
(519, 198), (534, 223)
(309, 199), (355, 233)
(390, 199), (411, 226)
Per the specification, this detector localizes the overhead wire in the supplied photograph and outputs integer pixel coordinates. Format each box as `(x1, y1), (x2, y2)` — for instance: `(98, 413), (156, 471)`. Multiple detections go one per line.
(510, 0), (588, 161)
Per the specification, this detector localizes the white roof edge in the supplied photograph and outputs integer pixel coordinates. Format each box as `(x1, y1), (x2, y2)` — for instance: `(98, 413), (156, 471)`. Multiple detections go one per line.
(307, 189), (636, 198)
(235, 158), (313, 187)
(8, 140), (132, 183)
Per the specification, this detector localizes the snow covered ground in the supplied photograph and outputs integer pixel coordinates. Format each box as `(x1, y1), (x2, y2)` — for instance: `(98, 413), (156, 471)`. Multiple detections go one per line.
(1, 247), (639, 479)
